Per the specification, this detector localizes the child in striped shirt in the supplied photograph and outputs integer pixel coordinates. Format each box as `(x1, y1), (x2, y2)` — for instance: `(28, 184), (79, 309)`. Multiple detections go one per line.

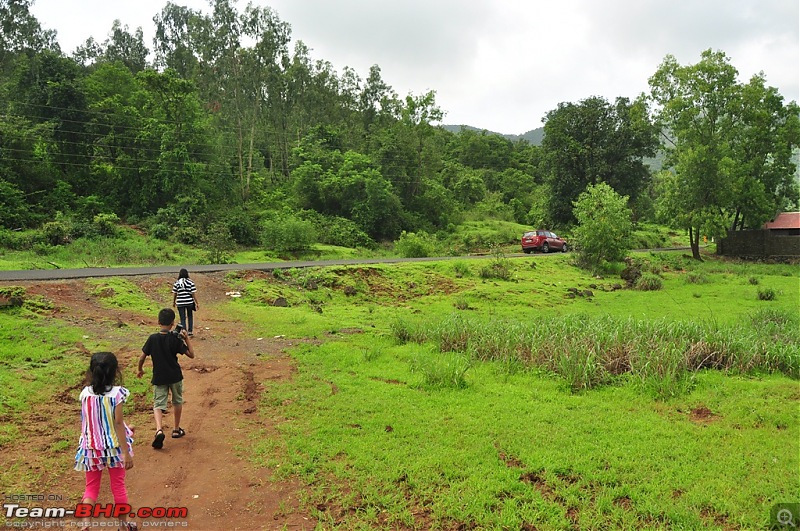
(172, 268), (199, 337)
(74, 351), (136, 530)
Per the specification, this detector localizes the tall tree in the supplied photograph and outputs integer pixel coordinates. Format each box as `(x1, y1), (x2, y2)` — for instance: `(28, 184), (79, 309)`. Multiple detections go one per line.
(101, 20), (149, 73)
(0, 0), (58, 68)
(649, 49), (800, 259)
(541, 95), (659, 225)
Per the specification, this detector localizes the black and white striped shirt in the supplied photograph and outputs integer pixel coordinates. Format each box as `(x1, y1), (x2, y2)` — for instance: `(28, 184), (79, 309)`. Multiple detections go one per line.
(172, 278), (197, 307)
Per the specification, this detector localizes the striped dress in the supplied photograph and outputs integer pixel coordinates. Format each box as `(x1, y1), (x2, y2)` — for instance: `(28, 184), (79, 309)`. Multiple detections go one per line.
(74, 386), (134, 472)
(173, 278), (196, 307)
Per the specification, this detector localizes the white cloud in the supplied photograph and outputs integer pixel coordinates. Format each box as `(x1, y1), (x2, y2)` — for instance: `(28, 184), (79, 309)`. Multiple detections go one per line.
(30, 0), (799, 134)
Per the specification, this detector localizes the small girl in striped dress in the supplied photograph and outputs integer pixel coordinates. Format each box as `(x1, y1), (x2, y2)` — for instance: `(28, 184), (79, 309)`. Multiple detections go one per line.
(74, 352), (136, 530)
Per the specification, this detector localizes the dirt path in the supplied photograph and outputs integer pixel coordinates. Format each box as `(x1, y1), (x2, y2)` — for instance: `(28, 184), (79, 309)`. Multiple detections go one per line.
(7, 273), (315, 530)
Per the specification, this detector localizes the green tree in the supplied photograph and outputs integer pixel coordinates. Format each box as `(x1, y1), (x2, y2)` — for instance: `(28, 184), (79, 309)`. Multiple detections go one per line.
(542, 96), (659, 225)
(100, 20), (149, 73)
(649, 49), (800, 259)
(572, 182), (633, 269)
(0, 0), (58, 68)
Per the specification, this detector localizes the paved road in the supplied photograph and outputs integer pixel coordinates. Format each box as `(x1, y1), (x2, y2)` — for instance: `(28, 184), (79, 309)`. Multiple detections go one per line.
(0, 247), (696, 282)
(0, 254), (510, 281)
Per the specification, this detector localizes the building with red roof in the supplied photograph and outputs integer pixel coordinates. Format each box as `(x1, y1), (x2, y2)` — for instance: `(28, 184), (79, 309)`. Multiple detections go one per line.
(763, 212), (800, 234)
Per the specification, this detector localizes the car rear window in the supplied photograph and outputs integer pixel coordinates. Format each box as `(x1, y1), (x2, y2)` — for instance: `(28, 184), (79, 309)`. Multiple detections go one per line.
(523, 231), (535, 237)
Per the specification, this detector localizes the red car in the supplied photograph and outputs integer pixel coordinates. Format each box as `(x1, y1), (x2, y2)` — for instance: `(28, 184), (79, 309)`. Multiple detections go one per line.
(521, 230), (568, 253)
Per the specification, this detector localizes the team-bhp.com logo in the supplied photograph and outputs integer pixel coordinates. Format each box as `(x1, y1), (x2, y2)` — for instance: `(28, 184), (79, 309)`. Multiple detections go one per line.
(4, 502), (188, 524)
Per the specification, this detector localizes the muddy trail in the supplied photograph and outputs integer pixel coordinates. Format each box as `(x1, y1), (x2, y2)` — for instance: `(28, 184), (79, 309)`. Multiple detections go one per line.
(4, 272), (315, 530)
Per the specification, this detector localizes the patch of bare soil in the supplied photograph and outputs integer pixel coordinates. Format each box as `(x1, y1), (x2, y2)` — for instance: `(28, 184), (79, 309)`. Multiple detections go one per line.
(2, 272), (314, 530)
(689, 405), (720, 424)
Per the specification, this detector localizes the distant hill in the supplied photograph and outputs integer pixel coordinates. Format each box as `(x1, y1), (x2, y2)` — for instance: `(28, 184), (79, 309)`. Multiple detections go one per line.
(441, 124), (545, 146)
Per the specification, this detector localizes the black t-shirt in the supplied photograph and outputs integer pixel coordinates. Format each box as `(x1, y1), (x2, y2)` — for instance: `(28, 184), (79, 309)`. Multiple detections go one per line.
(142, 332), (189, 385)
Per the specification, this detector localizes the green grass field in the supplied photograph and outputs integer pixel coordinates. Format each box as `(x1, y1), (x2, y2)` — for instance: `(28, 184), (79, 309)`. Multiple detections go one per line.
(1, 251), (798, 529)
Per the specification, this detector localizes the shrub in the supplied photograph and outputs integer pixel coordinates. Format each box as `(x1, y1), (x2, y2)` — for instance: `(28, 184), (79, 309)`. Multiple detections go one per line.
(261, 216), (316, 254)
(572, 182), (633, 270)
(394, 231), (437, 258)
(0, 229), (40, 250)
(322, 216), (375, 248)
(748, 276), (760, 285)
(757, 287), (776, 301)
(149, 223), (171, 240)
(71, 221), (99, 239)
(453, 297), (470, 310)
(0, 179), (33, 228)
(224, 208), (261, 246)
(203, 222), (236, 264)
(479, 249), (514, 281)
(92, 213), (120, 237)
(636, 273), (663, 291)
(174, 226), (202, 245)
(41, 220), (71, 246)
(452, 261), (471, 278)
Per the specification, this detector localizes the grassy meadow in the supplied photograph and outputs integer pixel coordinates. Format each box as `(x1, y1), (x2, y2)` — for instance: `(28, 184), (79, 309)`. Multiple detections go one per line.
(0, 251), (798, 529)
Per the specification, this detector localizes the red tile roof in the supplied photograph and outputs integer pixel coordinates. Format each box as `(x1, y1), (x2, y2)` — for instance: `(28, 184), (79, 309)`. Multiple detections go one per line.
(763, 212), (800, 230)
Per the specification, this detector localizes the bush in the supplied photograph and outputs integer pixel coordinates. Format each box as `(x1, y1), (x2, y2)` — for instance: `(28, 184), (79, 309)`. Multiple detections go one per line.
(757, 288), (776, 301)
(149, 223), (171, 240)
(479, 249), (514, 281)
(93, 213), (120, 237)
(394, 231), (437, 258)
(0, 229), (40, 250)
(224, 208), (261, 246)
(636, 273), (663, 291)
(71, 221), (99, 239)
(452, 261), (471, 278)
(203, 222), (236, 264)
(41, 220), (71, 246)
(174, 226), (202, 245)
(298, 211), (375, 249)
(261, 216), (316, 254)
(0, 179), (33, 228)
(572, 183), (633, 270)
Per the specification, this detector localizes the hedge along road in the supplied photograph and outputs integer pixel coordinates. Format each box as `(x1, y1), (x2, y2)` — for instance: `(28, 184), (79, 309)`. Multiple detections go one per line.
(0, 254), (524, 281)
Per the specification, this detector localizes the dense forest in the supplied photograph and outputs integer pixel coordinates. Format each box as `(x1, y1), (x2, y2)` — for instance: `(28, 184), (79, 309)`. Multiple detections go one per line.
(1, 0), (798, 259)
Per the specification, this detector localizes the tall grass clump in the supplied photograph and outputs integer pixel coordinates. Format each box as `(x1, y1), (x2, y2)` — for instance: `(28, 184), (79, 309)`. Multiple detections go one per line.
(478, 249), (514, 280)
(685, 271), (710, 284)
(390, 312), (799, 397)
(389, 319), (429, 345)
(557, 343), (605, 392)
(635, 273), (663, 291)
(409, 348), (471, 389)
(452, 261), (471, 278)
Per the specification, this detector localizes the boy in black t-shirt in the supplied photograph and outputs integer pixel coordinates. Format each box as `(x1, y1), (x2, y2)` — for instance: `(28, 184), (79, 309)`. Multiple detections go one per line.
(137, 308), (195, 449)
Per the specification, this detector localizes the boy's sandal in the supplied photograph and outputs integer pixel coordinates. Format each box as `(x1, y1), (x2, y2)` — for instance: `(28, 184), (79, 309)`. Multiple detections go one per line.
(152, 429), (165, 449)
(172, 427), (186, 438)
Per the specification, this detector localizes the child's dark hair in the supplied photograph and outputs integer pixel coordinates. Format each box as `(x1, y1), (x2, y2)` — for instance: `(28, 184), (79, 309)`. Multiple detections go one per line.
(87, 352), (121, 395)
(178, 268), (189, 279)
(158, 308), (176, 326)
